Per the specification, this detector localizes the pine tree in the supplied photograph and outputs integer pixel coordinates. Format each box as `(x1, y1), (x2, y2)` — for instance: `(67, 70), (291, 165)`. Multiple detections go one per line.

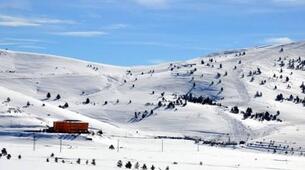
(55, 94), (61, 100)
(46, 92), (51, 99)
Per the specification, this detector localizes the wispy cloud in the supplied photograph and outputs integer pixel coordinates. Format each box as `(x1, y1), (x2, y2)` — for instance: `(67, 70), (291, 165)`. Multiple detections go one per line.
(0, 15), (75, 27)
(103, 24), (128, 30)
(265, 37), (294, 44)
(0, 37), (51, 50)
(132, 0), (169, 8)
(54, 31), (107, 37)
(3, 38), (49, 43)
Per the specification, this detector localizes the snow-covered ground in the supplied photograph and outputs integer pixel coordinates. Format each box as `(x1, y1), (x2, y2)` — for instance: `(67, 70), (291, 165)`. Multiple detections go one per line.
(1, 135), (305, 170)
(0, 41), (304, 169)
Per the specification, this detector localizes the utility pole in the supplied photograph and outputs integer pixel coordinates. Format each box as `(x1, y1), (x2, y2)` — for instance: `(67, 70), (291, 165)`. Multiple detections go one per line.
(117, 139), (120, 152)
(161, 139), (164, 152)
(59, 138), (62, 153)
(33, 133), (36, 151)
(197, 142), (200, 152)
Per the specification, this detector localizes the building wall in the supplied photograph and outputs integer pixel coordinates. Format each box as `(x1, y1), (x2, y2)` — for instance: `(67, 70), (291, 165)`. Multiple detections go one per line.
(53, 121), (89, 133)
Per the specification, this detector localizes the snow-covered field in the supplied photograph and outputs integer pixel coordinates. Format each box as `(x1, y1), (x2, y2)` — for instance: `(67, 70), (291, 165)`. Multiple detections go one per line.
(1, 135), (305, 170)
(0, 41), (304, 169)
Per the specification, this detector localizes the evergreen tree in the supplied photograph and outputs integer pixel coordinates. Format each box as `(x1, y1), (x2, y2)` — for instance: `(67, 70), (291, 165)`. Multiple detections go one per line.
(125, 161), (132, 169)
(46, 92), (51, 99)
(55, 94), (61, 100)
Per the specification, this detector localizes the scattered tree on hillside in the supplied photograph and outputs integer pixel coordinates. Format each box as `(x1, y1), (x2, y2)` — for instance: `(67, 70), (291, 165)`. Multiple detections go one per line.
(55, 94), (61, 100)
(254, 91), (263, 98)
(275, 94), (284, 101)
(300, 82), (305, 93)
(243, 107), (252, 119)
(216, 73), (221, 79)
(83, 98), (90, 104)
(250, 77), (255, 82)
(76, 158), (81, 164)
(230, 106), (239, 114)
(142, 164), (147, 170)
(209, 81), (214, 86)
(46, 92), (51, 99)
(125, 161), (132, 169)
(116, 160), (123, 168)
(223, 71), (228, 76)
(134, 162), (140, 169)
(91, 159), (96, 166)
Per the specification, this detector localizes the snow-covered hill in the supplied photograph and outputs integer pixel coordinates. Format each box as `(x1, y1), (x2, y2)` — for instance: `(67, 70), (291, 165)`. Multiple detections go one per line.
(0, 41), (305, 145)
(1, 41), (305, 170)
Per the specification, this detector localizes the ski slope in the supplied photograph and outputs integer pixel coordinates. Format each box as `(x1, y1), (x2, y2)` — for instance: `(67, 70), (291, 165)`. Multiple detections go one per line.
(0, 41), (305, 169)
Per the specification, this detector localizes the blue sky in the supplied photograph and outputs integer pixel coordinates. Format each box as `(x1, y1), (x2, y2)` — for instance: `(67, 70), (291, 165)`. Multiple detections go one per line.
(0, 0), (304, 66)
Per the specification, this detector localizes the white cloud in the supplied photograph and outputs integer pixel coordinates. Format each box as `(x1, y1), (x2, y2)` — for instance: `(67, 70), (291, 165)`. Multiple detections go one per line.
(0, 15), (75, 27)
(54, 31), (107, 37)
(104, 24), (128, 30)
(265, 37), (294, 44)
(133, 0), (168, 8)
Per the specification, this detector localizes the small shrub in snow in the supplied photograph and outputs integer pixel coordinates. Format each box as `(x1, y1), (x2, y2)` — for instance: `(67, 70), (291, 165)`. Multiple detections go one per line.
(117, 160), (123, 168)
(275, 94), (284, 101)
(109, 145), (115, 150)
(230, 106), (239, 114)
(83, 98), (90, 104)
(142, 164), (147, 170)
(77, 158), (81, 164)
(134, 162), (140, 169)
(91, 159), (96, 165)
(125, 161), (132, 169)
(1, 148), (7, 156)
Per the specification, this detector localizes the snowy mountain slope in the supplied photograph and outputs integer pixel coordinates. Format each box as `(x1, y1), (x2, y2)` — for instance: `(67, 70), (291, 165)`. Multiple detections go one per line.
(0, 41), (304, 146)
